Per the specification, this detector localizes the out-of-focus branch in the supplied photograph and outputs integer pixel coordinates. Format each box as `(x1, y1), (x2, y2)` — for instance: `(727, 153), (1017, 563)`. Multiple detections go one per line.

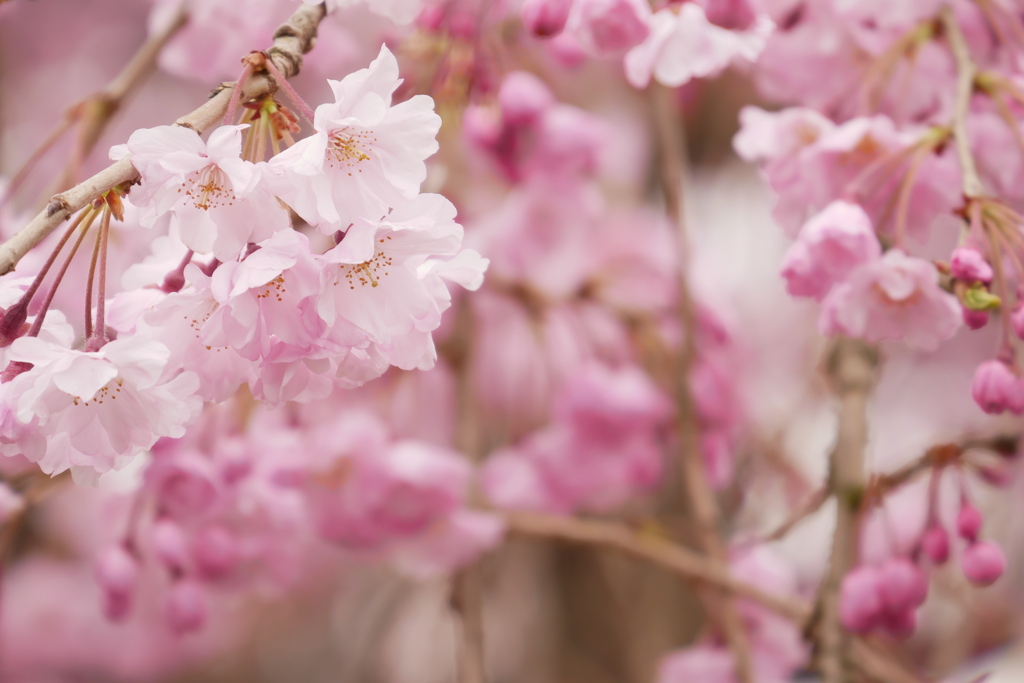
(0, 1), (327, 276)
(942, 5), (985, 198)
(507, 511), (923, 683)
(505, 511), (809, 621)
(650, 82), (755, 683)
(57, 3), (190, 191)
(817, 338), (879, 683)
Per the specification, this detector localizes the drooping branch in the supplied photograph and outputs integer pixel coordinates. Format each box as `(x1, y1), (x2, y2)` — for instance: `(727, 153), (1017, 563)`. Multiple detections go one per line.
(650, 82), (756, 683)
(942, 5), (985, 199)
(816, 338), (879, 683)
(0, 1), (327, 276)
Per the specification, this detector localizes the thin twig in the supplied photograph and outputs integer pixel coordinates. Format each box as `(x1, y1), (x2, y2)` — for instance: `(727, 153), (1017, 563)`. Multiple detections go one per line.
(650, 82), (756, 682)
(817, 338), (879, 683)
(0, 2), (327, 276)
(942, 6), (985, 198)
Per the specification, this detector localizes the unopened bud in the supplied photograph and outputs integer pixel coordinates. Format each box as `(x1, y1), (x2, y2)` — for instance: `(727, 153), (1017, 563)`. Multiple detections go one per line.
(962, 541), (1006, 587)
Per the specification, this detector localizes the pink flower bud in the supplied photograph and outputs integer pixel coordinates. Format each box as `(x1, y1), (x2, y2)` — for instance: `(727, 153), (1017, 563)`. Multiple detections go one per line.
(956, 503), (983, 542)
(921, 525), (950, 565)
(950, 247), (994, 283)
(165, 580), (207, 634)
(193, 526), (239, 580)
(152, 518), (189, 572)
(839, 566), (884, 633)
(1011, 303), (1024, 341)
(878, 558), (929, 613)
(879, 608), (917, 639)
(498, 72), (555, 126)
(962, 307), (989, 330)
(95, 544), (138, 621)
(970, 360), (1024, 415)
(522, 0), (572, 37)
(962, 541), (1006, 587)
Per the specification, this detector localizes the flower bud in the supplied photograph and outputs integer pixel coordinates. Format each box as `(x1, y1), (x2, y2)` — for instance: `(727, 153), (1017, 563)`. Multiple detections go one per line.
(152, 518), (189, 572)
(878, 558), (928, 613)
(839, 566), (883, 633)
(522, 0), (572, 37)
(498, 72), (555, 126)
(950, 247), (994, 283)
(193, 525), (239, 580)
(921, 525), (950, 565)
(962, 541), (1006, 587)
(165, 580), (207, 634)
(962, 307), (988, 330)
(970, 360), (1024, 415)
(1012, 304), (1024, 341)
(956, 503), (983, 543)
(95, 544), (138, 621)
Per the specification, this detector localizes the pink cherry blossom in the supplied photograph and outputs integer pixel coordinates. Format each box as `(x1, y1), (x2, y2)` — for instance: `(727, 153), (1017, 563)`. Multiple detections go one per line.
(522, 0), (572, 37)
(819, 249), (961, 350)
(625, 4), (773, 89)
(3, 335), (201, 481)
(269, 46), (442, 232)
(567, 0), (651, 58)
(124, 124), (289, 260)
(970, 360), (1024, 415)
(780, 200), (881, 301)
(950, 247), (994, 283)
(962, 541), (1006, 587)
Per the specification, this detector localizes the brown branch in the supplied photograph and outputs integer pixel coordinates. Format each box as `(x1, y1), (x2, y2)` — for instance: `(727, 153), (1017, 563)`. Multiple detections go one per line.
(507, 511), (923, 683)
(506, 511), (810, 622)
(0, 1), (327, 276)
(817, 338), (879, 683)
(55, 3), (190, 192)
(650, 83), (756, 682)
(942, 5), (985, 199)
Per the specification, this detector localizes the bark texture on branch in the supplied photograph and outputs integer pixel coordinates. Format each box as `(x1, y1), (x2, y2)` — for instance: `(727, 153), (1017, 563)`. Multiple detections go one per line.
(0, 2), (327, 276)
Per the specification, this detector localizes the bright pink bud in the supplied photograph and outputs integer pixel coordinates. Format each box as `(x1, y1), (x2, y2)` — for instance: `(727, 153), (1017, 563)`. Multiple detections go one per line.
(878, 558), (929, 613)
(193, 525), (239, 580)
(879, 608), (917, 639)
(970, 360), (1024, 415)
(950, 247), (993, 283)
(522, 0), (572, 37)
(95, 544), (138, 621)
(152, 518), (189, 572)
(956, 504), (983, 542)
(962, 307), (989, 330)
(921, 525), (950, 565)
(839, 566), (884, 633)
(499, 72), (555, 126)
(962, 541), (1006, 587)
(1011, 304), (1024, 341)
(165, 580), (207, 634)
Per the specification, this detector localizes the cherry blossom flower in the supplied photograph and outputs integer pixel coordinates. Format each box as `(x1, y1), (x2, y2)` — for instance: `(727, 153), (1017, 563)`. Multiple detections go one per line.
(625, 3), (773, 89)
(3, 335), (201, 480)
(122, 124), (289, 261)
(819, 249), (960, 350)
(269, 46), (442, 233)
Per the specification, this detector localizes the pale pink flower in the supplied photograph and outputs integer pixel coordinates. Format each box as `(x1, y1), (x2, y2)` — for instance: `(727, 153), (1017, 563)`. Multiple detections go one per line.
(820, 249), (961, 350)
(318, 193), (487, 370)
(312, 0), (424, 24)
(781, 200), (881, 300)
(123, 124), (289, 261)
(203, 230), (325, 363)
(3, 336), (201, 480)
(625, 4), (773, 89)
(269, 46), (442, 232)
(567, 0), (651, 57)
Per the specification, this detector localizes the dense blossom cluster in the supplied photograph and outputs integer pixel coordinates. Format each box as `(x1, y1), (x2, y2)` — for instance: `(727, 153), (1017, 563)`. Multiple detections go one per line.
(2, 0), (1024, 681)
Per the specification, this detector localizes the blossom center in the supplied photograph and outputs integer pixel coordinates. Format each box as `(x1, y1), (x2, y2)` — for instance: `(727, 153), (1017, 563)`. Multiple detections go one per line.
(71, 378), (123, 407)
(327, 128), (375, 172)
(180, 165), (235, 211)
(335, 238), (395, 290)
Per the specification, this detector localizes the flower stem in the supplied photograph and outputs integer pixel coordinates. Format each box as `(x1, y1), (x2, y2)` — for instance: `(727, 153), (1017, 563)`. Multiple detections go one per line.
(25, 209), (98, 339)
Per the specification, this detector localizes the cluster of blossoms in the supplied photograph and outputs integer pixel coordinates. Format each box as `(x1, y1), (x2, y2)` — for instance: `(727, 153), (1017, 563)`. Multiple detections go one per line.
(0, 46), (485, 484)
(4, 0), (1024, 681)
